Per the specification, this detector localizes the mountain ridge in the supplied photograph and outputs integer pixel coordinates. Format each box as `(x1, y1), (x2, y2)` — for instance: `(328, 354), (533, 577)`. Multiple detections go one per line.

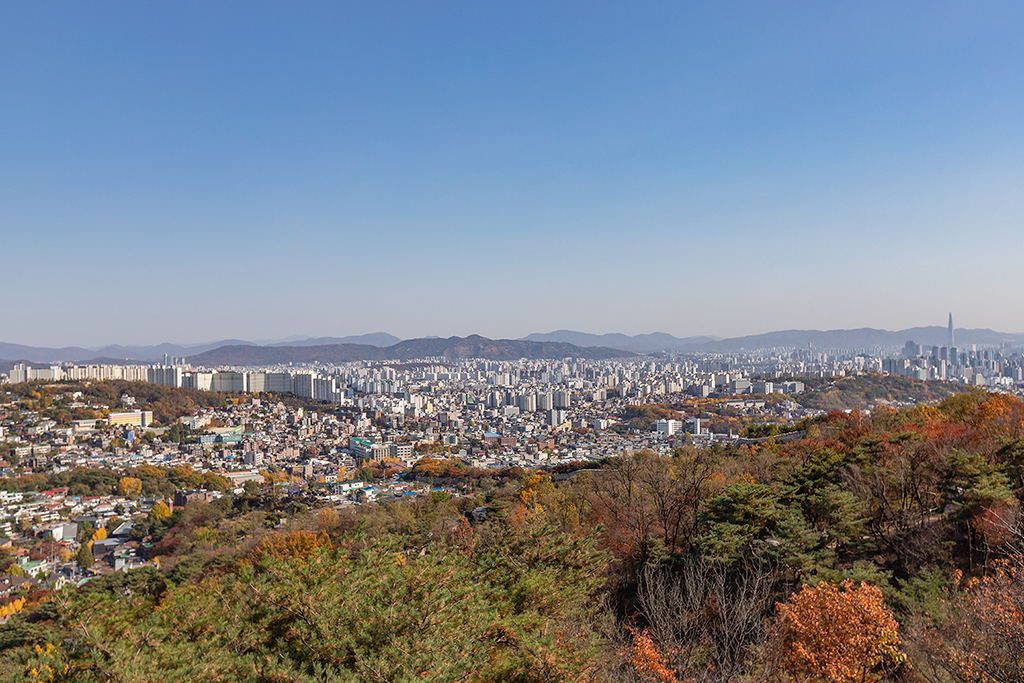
(186, 335), (634, 365)
(689, 326), (1022, 352)
(3, 327), (1023, 366)
(521, 330), (720, 352)
(0, 333), (402, 363)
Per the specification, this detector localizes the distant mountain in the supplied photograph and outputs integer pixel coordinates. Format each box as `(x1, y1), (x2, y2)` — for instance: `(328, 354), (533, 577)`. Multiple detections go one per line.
(95, 340), (256, 360)
(523, 327), (1024, 353)
(186, 344), (384, 366)
(0, 334), (401, 364)
(693, 327), (1023, 352)
(522, 330), (720, 352)
(0, 340), (255, 364)
(0, 343), (97, 364)
(268, 333), (401, 348)
(0, 360), (22, 375)
(385, 336), (632, 361)
(5, 326), (1022, 367)
(187, 335), (634, 366)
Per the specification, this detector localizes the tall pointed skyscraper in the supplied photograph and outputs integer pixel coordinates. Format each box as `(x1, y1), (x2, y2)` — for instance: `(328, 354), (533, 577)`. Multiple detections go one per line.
(948, 313), (954, 347)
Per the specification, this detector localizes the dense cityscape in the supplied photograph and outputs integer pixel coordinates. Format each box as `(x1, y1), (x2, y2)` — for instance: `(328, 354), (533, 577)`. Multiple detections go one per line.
(0, 318), (1021, 584)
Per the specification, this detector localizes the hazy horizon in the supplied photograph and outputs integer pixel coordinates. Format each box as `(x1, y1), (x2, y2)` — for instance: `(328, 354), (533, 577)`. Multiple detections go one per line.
(3, 321), (1021, 352)
(4, 3), (1023, 347)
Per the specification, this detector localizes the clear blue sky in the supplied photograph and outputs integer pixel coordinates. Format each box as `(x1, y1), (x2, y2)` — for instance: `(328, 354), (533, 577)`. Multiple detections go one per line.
(3, 2), (1023, 347)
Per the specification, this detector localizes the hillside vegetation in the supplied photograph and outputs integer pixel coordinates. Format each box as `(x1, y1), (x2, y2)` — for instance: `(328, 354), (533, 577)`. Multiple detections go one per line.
(795, 374), (964, 411)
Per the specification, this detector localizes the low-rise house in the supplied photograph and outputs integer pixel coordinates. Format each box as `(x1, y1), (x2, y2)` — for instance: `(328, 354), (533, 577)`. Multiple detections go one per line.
(0, 575), (32, 597)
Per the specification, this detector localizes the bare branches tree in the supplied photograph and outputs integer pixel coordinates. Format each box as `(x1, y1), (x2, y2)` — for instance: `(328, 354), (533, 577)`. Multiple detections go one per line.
(636, 557), (777, 682)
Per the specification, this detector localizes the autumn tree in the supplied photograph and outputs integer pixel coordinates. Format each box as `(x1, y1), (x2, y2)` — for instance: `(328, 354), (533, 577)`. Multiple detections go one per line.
(75, 543), (93, 570)
(622, 626), (678, 683)
(192, 527), (218, 549)
(906, 548), (1024, 683)
(118, 476), (142, 497)
(149, 500), (172, 522)
(245, 529), (330, 565)
(772, 579), (902, 683)
(638, 557), (776, 682)
(27, 518), (611, 683)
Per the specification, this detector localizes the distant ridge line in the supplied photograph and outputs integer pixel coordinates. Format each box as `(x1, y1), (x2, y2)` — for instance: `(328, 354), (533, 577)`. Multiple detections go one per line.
(185, 335), (634, 365)
(524, 327), (1023, 353)
(3, 327), (1023, 365)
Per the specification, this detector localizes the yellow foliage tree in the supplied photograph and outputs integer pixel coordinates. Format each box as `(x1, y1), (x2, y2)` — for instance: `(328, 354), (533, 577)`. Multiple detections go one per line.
(246, 529), (331, 565)
(0, 597), (26, 620)
(261, 470), (289, 485)
(91, 528), (107, 542)
(193, 527), (218, 549)
(171, 464), (203, 489)
(118, 476), (142, 496)
(315, 508), (339, 531)
(150, 500), (172, 522)
(518, 473), (556, 512)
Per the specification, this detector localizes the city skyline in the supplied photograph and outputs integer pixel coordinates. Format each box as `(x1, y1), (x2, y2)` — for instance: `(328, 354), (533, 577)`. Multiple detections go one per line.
(2, 316), (1021, 363)
(4, 3), (1024, 347)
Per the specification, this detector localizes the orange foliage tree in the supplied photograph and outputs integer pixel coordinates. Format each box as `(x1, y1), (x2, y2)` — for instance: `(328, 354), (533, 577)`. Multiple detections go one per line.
(622, 626), (679, 683)
(247, 529), (331, 565)
(773, 579), (902, 683)
(932, 560), (1024, 683)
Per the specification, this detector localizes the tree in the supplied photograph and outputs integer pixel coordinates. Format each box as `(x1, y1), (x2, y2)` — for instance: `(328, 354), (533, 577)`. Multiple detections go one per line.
(622, 626), (678, 683)
(169, 465), (203, 489)
(192, 527), (218, 550)
(202, 472), (230, 492)
(772, 579), (903, 683)
(149, 500), (172, 522)
(698, 480), (819, 571)
(75, 543), (93, 570)
(638, 558), (776, 682)
(904, 550), (1024, 683)
(118, 476), (142, 497)
(28, 518), (611, 683)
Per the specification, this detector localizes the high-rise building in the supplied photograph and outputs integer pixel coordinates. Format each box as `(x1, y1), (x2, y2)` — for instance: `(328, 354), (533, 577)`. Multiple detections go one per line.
(148, 365), (183, 388)
(211, 372), (247, 393)
(948, 313), (955, 347)
(9, 363), (27, 384)
(656, 419), (682, 436)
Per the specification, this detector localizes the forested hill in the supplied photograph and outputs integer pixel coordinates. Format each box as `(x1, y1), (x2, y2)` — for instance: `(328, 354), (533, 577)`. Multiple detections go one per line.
(187, 334), (635, 365)
(794, 374), (966, 411)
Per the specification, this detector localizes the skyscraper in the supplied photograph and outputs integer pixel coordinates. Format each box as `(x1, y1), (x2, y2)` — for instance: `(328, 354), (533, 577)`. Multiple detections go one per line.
(948, 313), (955, 347)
